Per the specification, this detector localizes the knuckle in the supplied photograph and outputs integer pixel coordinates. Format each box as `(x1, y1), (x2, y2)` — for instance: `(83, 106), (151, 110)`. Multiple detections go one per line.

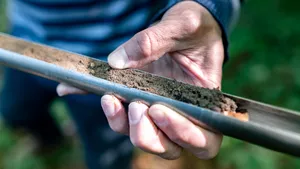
(180, 10), (201, 35)
(130, 137), (149, 149)
(109, 122), (122, 133)
(160, 151), (181, 160)
(108, 120), (128, 135)
(135, 31), (152, 58)
(169, 132), (191, 145)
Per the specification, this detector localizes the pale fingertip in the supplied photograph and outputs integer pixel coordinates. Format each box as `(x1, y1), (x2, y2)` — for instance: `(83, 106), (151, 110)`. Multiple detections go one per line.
(148, 105), (168, 127)
(128, 102), (148, 125)
(128, 103), (183, 159)
(101, 95), (129, 134)
(56, 83), (87, 96)
(101, 95), (117, 117)
(108, 46), (129, 69)
(56, 83), (68, 96)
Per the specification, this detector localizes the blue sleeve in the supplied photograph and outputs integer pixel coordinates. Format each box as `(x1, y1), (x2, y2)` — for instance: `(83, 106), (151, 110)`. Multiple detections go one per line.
(149, 0), (240, 62)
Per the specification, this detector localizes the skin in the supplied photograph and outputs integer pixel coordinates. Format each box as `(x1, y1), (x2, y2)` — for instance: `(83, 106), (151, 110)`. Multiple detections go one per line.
(57, 1), (224, 160)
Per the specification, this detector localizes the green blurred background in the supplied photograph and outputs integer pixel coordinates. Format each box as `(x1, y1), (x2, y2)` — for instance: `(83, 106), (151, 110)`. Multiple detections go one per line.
(1, 0), (300, 169)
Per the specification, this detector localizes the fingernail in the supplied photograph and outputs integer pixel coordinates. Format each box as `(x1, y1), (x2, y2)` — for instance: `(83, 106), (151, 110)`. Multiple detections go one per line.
(149, 107), (168, 127)
(57, 84), (87, 96)
(128, 102), (147, 125)
(108, 46), (129, 69)
(56, 84), (67, 96)
(101, 95), (116, 117)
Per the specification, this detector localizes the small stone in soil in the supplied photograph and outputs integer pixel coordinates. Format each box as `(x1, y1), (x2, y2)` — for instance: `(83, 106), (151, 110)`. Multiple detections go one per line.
(90, 62), (96, 68)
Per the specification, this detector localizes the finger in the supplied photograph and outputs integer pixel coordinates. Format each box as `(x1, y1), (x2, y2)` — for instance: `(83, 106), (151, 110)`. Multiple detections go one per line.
(101, 95), (128, 135)
(107, 15), (197, 70)
(107, 24), (175, 69)
(128, 102), (182, 160)
(56, 83), (88, 96)
(149, 104), (222, 159)
(107, 1), (210, 70)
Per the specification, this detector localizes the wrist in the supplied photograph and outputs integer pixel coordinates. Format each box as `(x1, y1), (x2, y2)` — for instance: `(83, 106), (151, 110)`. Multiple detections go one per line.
(192, 0), (240, 62)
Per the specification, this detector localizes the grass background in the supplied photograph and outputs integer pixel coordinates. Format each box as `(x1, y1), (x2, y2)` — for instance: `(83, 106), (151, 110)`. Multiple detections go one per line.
(1, 0), (300, 168)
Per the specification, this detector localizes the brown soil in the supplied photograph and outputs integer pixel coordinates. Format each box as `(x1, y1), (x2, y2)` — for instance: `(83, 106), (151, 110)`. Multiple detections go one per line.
(88, 62), (238, 113)
(0, 34), (248, 121)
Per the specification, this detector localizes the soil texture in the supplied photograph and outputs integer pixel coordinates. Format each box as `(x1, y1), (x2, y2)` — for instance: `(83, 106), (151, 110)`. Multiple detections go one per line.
(88, 61), (248, 121)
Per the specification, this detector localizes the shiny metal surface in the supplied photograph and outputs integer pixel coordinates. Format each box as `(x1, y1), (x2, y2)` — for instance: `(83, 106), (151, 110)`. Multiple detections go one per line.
(0, 33), (299, 157)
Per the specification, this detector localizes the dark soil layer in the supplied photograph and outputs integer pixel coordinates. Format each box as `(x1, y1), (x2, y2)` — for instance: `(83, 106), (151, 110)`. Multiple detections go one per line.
(88, 62), (238, 113)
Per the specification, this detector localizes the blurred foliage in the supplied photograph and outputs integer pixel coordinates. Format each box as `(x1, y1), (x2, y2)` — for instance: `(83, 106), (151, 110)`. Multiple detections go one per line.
(0, 99), (85, 169)
(1, 0), (300, 168)
(223, 0), (300, 110)
(0, 0), (6, 32)
(220, 0), (300, 168)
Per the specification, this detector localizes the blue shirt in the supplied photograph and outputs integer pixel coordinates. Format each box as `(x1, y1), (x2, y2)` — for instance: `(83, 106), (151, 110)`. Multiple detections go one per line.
(8, 0), (239, 59)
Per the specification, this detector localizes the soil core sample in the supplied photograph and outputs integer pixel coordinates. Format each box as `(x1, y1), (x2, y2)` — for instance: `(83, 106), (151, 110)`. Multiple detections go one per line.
(88, 62), (249, 121)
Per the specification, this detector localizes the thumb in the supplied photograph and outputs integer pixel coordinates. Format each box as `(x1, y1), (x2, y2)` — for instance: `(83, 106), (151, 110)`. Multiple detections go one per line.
(108, 22), (178, 69)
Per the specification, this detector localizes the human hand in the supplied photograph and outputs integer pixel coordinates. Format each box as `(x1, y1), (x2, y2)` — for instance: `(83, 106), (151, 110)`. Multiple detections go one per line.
(57, 1), (224, 160)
